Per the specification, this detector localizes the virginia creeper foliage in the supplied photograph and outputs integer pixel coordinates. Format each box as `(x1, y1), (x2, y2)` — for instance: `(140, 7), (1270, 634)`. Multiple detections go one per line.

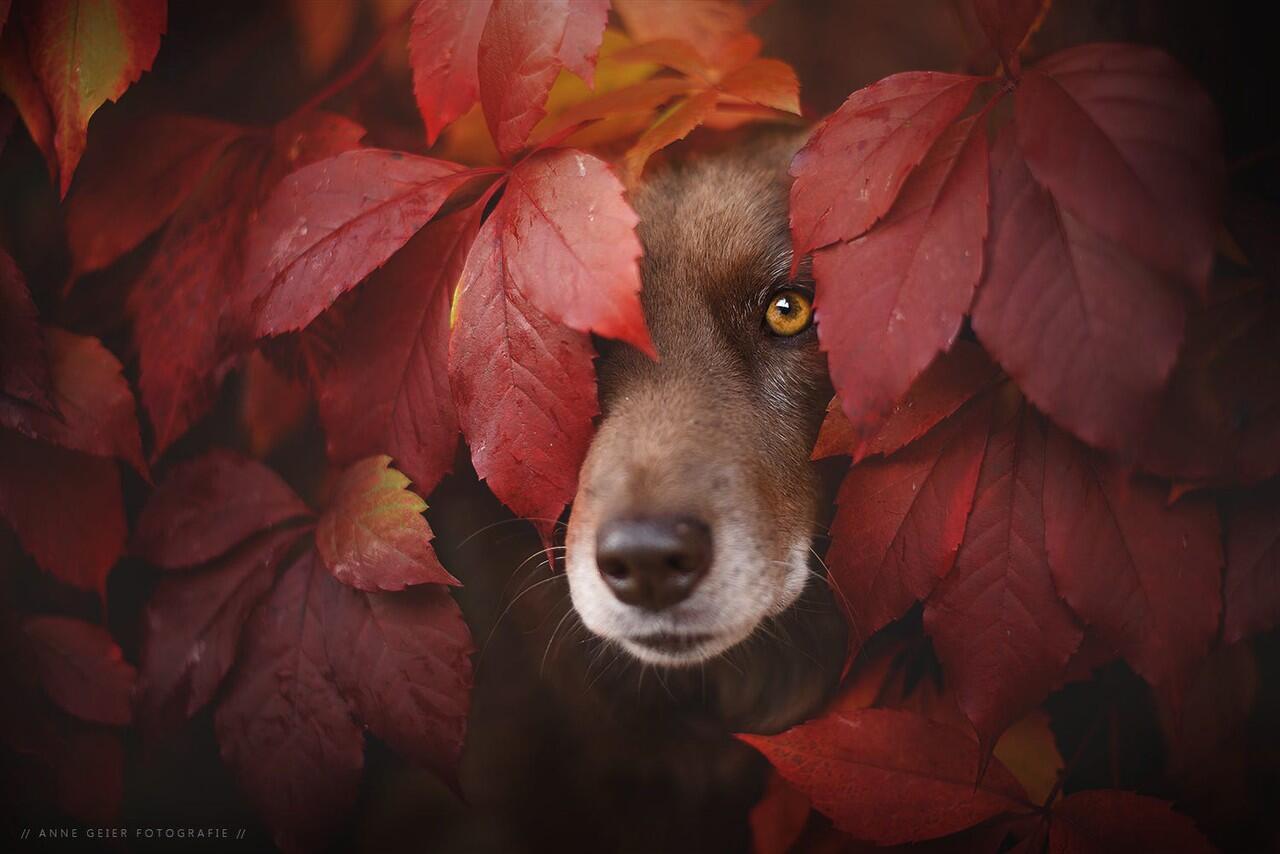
(0, 0), (1276, 851)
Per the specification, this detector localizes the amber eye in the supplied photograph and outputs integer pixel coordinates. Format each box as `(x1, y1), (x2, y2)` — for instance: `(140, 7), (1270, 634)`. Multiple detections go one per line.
(764, 289), (814, 337)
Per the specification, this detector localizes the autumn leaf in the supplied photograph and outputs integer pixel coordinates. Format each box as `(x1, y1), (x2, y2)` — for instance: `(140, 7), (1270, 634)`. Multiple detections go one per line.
(0, 429), (125, 592)
(623, 89), (719, 184)
(813, 118), (989, 441)
(132, 449), (312, 570)
(1135, 276), (1280, 486)
(315, 455), (456, 591)
(246, 148), (477, 337)
(825, 389), (990, 648)
(749, 771), (810, 854)
(1016, 44), (1223, 296)
(489, 148), (652, 353)
(320, 580), (473, 781)
(740, 707), (1028, 845)
(813, 342), (1002, 464)
(0, 19), (58, 181)
(1042, 427), (1223, 695)
(65, 113), (244, 276)
(15, 0), (166, 196)
(0, 246), (53, 410)
(990, 710), (1063, 807)
(790, 71), (982, 257)
(316, 213), (473, 495)
(448, 198), (599, 530)
(1045, 790), (1217, 854)
(137, 526), (305, 728)
(23, 615), (136, 727)
(612, 0), (759, 72)
(477, 0), (608, 159)
(409, 0), (492, 145)
(286, 0), (357, 78)
(130, 112), (364, 455)
(215, 551), (365, 854)
(0, 327), (144, 474)
(923, 385), (1082, 754)
(972, 127), (1186, 453)
(1221, 484), (1280, 644)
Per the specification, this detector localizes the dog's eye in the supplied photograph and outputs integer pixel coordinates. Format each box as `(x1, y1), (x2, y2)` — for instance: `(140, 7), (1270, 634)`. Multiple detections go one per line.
(764, 289), (814, 337)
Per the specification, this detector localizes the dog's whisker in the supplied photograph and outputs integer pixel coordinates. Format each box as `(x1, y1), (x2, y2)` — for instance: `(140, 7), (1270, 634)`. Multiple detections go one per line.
(497, 546), (568, 603)
(457, 516), (568, 550)
(540, 606), (579, 676)
(478, 573), (568, 663)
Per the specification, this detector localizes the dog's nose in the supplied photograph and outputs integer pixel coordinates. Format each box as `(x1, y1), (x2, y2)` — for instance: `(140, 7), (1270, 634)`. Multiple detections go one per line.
(595, 515), (712, 610)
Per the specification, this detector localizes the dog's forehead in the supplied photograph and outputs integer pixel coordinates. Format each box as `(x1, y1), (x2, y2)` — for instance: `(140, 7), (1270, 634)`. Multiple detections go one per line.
(632, 143), (795, 309)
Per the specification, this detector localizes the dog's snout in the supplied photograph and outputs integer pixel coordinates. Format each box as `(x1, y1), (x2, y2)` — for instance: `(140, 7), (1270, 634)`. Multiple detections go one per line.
(595, 515), (712, 611)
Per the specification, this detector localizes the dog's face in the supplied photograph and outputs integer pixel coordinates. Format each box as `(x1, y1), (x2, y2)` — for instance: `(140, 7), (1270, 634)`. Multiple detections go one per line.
(565, 135), (831, 666)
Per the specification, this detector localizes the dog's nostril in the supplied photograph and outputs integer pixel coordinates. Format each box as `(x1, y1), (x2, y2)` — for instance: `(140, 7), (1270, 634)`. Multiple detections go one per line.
(595, 515), (712, 611)
(598, 557), (630, 580)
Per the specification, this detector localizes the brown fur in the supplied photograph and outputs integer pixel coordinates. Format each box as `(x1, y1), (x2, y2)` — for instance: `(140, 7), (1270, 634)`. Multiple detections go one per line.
(428, 134), (846, 853)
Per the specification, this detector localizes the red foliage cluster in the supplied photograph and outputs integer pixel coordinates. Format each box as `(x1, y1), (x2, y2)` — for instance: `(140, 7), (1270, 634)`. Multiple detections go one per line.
(0, 0), (1276, 851)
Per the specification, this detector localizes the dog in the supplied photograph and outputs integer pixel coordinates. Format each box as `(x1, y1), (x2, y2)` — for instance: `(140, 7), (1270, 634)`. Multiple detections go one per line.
(565, 130), (839, 670)
(428, 132), (848, 853)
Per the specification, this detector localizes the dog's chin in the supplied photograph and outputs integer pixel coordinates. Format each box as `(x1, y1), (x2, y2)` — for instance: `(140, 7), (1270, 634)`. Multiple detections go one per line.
(618, 627), (753, 667)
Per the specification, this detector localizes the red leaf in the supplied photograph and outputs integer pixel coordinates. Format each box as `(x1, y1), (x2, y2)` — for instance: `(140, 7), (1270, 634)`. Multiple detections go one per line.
(215, 551), (364, 854)
(320, 580), (473, 781)
(0, 328), (144, 474)
(0, 247), (53, 410)
(740, 707), (1027, 845)
(1016, 45), (1223, 295)
(17, 0), (166, 196)
(316, 455), (456, 591)
(137, 526), (304, 726)
(247, 149), (473, 337)
(813, 118), (989, 442)
(1047, 790), (1216, 854)
(969, 0), (1049, 69)
(613, 0), (757, 71)
(1042, 428), (1223, 692)
(494, 148), (652, 353)
(623, 90), (719, 184)
(132, 449), (311, 570)
(131, 140), (269, 455)
(409, 0), (493, 145)
(550, 76), (694, 130)
(0, 430), (125, 591)
(718, 58), (800, 113)
(826, 391), (990, 647)
(477, 0), (608, 159)
(790, 71), (982, 256)
(1222, 484), (1280, 643)
(1136, 276), (1280, 485)
(972, 126), (1185, 453)
(65, 113), (244, 276)
(813, 342), (1000, 463)
(131, 113), (363, 454)
(316, 214), (474, 494)
(923, 386), (1082, 752)
(23, 615), (136, 726)
(0, 21), (58, 182)
(750, 771), (811, 854)
(449, 206), (599, 527)
(610, 37), (713, 79)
